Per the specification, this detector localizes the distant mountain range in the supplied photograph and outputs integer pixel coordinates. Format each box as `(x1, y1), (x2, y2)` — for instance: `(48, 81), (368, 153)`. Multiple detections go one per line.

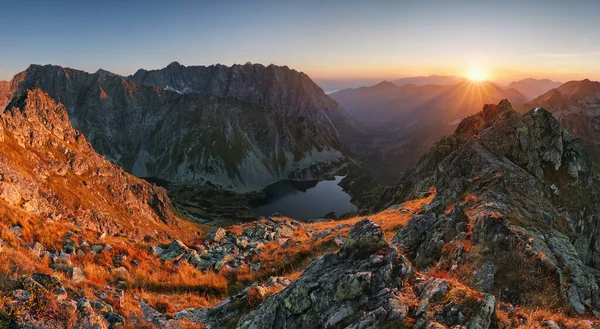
(508, 78), (562, 100)
(392, 75), (467, 86)
(315, 75), (466, 93)
(331, 80), (528, 175)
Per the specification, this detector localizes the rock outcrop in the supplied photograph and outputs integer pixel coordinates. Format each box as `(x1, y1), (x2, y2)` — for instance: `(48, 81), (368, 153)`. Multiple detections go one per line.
(522, 79), (600, 172)
(379, 100), (600, 314)
(152, 217), (320, 272)
(236, 219), (497, 329)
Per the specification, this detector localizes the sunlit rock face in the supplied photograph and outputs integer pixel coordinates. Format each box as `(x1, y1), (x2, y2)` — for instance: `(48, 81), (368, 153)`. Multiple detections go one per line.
(379, 100), (600, 315)
(0, 89), (177, 237)
(5, 64), (351, 192)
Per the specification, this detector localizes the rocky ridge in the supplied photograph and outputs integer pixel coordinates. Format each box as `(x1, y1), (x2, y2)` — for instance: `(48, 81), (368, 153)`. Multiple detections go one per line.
(379, 99), (600, 315)
(234, 219), (497, 329)
(128, 61), (361, 143)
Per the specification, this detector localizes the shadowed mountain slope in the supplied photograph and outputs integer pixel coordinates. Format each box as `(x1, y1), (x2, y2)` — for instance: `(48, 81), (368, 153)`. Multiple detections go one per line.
(4, 64), (346, 194)
(331, 81), (528, 177)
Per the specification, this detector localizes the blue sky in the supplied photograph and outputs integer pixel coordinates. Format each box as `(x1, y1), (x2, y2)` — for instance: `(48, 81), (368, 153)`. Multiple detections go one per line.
(2, 0), (600, 82)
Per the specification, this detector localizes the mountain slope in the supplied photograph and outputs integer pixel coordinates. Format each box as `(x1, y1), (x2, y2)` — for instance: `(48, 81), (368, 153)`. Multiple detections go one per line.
(0, 88), (189, 238)
(508, 78), (562, 100)
(379, 99), (600, 315)
(6, 64), (345, 194)
(128, 61), (361, 143)
(393, 74), (466, 86)
(522, 79), (600, 170)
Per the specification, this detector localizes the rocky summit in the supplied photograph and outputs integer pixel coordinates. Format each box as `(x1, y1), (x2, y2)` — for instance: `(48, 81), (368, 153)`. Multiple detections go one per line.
(128, 62), (361, 142)
(381, 99), (600, 315)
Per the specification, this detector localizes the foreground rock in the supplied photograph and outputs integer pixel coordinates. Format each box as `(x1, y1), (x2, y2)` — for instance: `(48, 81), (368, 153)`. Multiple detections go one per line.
(236, 219), (496, 329)
(174, 277), (291, 328)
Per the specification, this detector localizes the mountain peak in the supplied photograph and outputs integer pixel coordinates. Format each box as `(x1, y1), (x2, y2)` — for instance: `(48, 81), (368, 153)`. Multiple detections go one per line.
(167, 61), (182, 68)
(373, 80), (397, 88)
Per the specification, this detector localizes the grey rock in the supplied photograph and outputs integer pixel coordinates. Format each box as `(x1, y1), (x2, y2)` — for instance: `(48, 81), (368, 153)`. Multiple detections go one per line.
(158, 240), (189, 260)
(207, 228), (227, 243)
(472, 262), (497, 292)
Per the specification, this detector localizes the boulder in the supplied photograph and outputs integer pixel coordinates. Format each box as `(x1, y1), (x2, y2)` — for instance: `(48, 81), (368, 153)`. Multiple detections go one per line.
(157, 240), (189, 261)
(68, 266), (86, 283)
(206, 228), (227, 243)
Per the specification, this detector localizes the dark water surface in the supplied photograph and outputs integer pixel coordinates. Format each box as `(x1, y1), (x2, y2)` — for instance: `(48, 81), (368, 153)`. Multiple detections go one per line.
(251, 176), (357, 220)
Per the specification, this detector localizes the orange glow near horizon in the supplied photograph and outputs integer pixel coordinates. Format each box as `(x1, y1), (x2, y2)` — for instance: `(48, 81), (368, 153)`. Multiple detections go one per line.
(465, 68), (487, 82)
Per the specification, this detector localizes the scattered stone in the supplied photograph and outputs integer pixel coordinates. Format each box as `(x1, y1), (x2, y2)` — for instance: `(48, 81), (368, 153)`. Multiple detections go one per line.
(333, 234), (346, 246)
(29, 242), (45, 258)
(111, 267), (130, 281)
(206, 227), (227, 243)
(158, 240), (189, 261)
(542, 320), (561, 329)
(9, 226), (22, 236)
(68, 266), (86, 282)
(250, 262), (261, 271)
(312, 228), (331, 240)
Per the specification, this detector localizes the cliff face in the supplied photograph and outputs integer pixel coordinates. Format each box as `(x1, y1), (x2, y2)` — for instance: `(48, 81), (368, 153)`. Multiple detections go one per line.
(0, 89), (181, 237)
(0, 80), (10, 110)
(128, 62), (362, 143)
(7, 64), (346, 192)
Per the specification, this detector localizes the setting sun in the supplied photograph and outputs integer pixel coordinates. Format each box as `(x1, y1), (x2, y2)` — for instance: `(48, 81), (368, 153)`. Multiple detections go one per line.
(466, 68), (487, 82)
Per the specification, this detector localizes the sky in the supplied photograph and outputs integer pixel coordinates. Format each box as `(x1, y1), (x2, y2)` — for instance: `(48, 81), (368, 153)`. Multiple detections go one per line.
(2, 0), (600, 84)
